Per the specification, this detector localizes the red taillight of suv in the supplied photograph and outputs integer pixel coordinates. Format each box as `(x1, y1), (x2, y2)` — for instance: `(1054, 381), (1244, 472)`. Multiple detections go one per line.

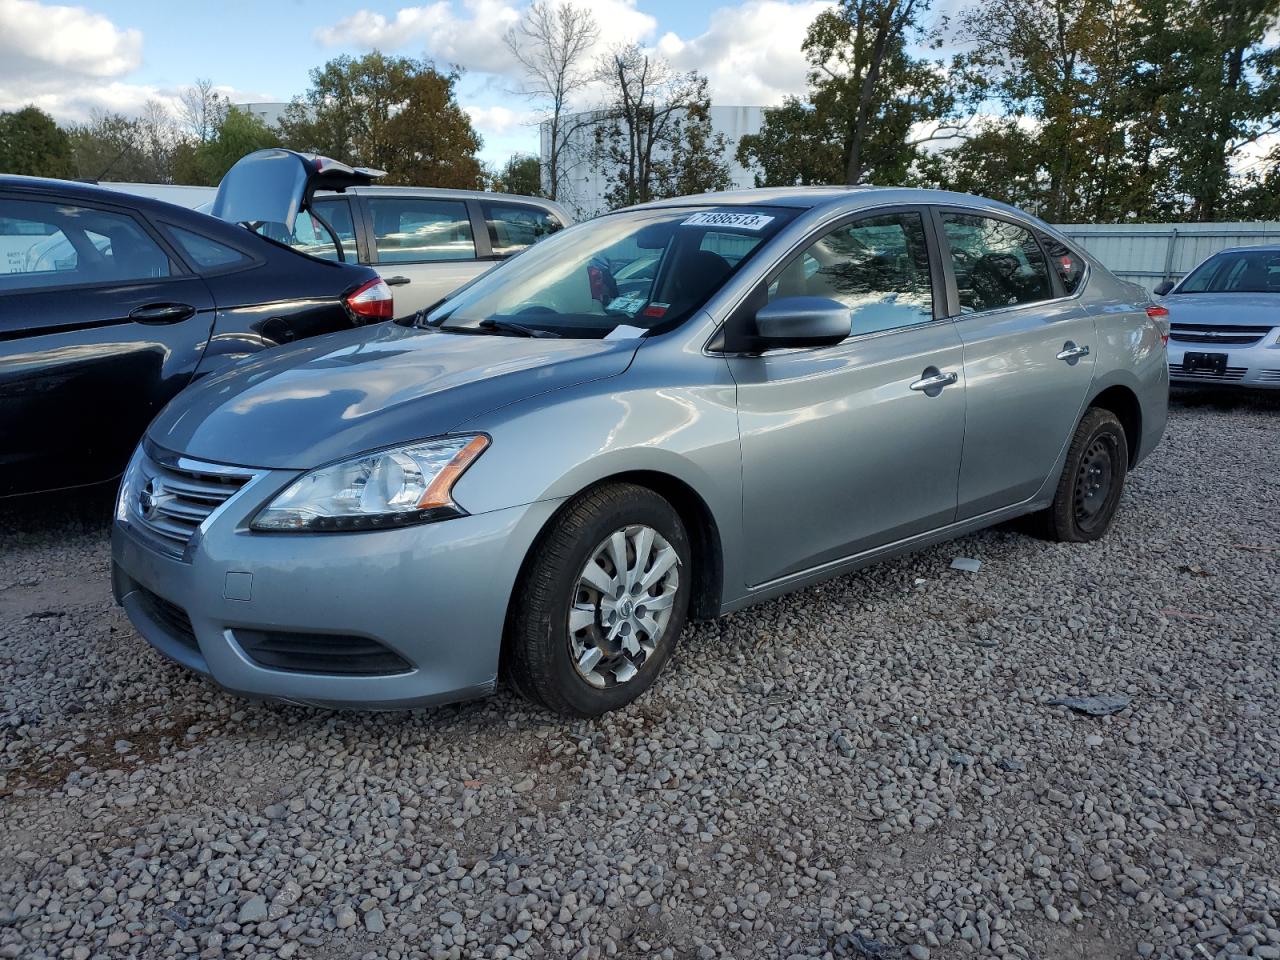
(345, 278), (394, 322)
(1146, 304), (1170, 345)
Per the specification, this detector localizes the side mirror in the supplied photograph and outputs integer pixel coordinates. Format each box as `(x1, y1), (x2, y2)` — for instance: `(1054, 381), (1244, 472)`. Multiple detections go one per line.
(1153, 280), (1174, 296)
(751, 296), (851, 350)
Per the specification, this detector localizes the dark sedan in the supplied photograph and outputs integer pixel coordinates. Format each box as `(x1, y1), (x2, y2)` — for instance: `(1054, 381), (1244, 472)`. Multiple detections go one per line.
(1, 169), (391, 498)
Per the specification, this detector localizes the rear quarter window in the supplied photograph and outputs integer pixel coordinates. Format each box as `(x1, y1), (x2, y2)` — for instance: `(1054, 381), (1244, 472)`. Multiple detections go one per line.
(165, 226), (251, 271)
(1041, 236), (1086, 294)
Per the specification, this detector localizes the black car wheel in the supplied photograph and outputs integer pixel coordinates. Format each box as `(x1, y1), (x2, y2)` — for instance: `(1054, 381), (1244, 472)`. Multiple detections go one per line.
(1037, 407), (1129, 542)
(506, 483), (691, 717)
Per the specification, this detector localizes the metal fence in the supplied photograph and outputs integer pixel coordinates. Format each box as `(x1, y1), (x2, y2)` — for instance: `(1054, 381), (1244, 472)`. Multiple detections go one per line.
(1053, 222), (1280, 293)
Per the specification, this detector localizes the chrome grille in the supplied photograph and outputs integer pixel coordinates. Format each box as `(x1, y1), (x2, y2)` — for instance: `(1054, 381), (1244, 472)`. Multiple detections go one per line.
(1258, 369), (1280, 382)
(126, 450), (255, 556)
(1169, 323), (1273, 346)
(1169, 363), (1248, 382)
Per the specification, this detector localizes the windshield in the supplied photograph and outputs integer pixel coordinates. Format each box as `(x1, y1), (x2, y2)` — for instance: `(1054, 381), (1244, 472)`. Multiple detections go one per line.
(427, 205), (797, 338)
(1178, 250), (1280, 293)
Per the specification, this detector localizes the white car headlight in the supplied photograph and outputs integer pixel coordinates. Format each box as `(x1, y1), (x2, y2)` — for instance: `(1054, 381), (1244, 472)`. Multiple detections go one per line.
(252, 435), (489, 532)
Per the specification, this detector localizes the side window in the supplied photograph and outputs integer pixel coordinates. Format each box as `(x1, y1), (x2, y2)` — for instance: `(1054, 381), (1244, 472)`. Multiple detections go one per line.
(310, 199), (358, 262)
(368, 197), (475, 263)
(0, 198), (171, 290)
(166, 226), (249, 270)
(480, 201), (562, 257)
(1041, 235), (1085, 294)
(768, 212), (934, 336)
(941, 213), (1053, 313)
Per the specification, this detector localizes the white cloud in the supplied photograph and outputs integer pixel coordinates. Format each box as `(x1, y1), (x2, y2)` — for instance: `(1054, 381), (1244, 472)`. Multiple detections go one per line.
(465, 103), (540, 135)
(0, 0), (269, 125)
(316, 0), (657, 81)
(658, 0), (831, 107)
(0, 0), (142, 81)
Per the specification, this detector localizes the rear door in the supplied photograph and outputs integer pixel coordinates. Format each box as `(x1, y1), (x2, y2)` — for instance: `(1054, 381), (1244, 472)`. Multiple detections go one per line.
(0, 193), (215, 496)
(934, 208), (1097, 518)
(361, 194), (490, 317)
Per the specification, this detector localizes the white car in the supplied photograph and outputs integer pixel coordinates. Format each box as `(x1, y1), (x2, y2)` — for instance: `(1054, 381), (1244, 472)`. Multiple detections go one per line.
(1156, 245), (1280, 389)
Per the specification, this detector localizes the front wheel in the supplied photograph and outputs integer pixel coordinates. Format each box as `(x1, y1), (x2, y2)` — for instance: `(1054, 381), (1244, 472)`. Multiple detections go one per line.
(506, 484), (691, 717)
(1036, 407), (1129, 542)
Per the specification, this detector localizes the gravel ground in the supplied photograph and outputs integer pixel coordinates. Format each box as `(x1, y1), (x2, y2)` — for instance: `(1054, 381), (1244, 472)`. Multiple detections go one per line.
(1, 391), (1278, 960)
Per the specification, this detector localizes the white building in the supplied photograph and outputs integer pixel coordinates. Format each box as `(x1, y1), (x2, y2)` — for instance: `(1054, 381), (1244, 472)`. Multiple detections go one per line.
(543, 105), (765, 218)
(234, 102), (291, 129)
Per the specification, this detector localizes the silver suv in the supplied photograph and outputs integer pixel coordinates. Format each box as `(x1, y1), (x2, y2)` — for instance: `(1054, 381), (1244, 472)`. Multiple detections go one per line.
(308, 186), (570, 317)
(112, 187), (1169, 717)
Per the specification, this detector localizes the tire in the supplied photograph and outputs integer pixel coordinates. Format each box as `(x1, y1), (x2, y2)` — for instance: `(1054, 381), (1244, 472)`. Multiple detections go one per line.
(1035, 407), (1129, 542)
(506, 483), (692, 717)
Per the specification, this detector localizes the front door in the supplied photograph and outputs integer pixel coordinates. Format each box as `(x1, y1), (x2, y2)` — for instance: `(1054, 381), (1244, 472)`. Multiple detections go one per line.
(727, 209), (967, 587)
(0, 194), (215, 496)
(933, 209), (1098, 518)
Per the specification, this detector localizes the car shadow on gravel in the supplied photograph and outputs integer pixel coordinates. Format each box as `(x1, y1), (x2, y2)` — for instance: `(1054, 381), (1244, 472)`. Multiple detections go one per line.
(0, 483), (116, 537)
(1170, 386), (1280, 413)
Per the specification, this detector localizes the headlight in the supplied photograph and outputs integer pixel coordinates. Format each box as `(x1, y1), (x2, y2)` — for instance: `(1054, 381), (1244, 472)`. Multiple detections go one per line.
(251, 435), (489, 532)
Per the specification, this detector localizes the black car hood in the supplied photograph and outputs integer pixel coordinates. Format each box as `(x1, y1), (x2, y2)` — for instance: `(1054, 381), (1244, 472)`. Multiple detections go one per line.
(148, 324), (639, 469)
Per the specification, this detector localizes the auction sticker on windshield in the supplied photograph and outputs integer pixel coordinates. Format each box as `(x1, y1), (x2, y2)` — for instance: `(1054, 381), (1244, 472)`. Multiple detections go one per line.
(682, 211), (775, 230)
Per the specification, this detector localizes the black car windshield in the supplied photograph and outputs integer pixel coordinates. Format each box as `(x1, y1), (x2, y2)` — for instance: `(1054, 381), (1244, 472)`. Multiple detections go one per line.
(1178, 249), (1280, 293)
(427, 205), (797, 338)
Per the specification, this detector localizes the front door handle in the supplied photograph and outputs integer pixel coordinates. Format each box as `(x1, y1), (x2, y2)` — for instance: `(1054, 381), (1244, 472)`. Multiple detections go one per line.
(384, 276), (411, 287)
(909, 368), (959, 395)
(129, 302), (196, 324)
(1056, 342), (1090, 363)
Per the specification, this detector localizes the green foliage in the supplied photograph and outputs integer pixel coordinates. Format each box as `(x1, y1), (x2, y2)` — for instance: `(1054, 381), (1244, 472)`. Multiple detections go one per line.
(278, 52), (484, 189)
(193, 107), (280, 184)
(0, 107), (74, 178)
(490, 154), (544, 196)
(737, 97), (844, 186)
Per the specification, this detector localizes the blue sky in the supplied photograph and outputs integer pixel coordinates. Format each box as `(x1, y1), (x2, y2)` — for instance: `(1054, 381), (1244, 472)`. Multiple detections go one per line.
(0, 0), (835, 166)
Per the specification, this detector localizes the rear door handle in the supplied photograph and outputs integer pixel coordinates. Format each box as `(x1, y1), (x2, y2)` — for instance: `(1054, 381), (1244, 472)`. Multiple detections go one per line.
(1057, 342), (1090, 363)
(909, 369), (959, 394)
(384, 276), (411, 287)
(129, 302), (195, 324)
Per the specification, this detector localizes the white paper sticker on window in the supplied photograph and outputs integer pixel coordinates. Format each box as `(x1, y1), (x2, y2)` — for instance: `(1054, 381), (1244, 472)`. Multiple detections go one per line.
(681, 211), (775, 231)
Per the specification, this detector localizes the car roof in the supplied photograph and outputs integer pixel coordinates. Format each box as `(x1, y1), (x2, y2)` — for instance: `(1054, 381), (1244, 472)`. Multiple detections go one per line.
(341, 185), (571, 219)
(627, 185), (1050, 220)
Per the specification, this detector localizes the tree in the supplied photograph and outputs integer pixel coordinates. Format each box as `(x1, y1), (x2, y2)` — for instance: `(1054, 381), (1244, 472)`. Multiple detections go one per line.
(491, 153), (544, 196)
(0, 107), (74, 178)
(738, 0), (963, 188)
(178, 78), (229, 145)
(174, 106), (280, 185)
(737, 97), (844, 186)
(279, 52), (484, 188)
(592, 45), (731, 209)
(67, 106), (179, 183)
(1159, 0), (1280, 220)
(505, 1), (598, 201)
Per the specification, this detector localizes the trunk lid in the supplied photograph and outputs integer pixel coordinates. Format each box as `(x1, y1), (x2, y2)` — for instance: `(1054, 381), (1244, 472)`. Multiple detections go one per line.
(211, 149), (383, 233)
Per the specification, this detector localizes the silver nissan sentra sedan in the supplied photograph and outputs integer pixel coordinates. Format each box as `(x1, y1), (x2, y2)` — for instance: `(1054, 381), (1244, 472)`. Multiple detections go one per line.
(111, 187), (1169, 717)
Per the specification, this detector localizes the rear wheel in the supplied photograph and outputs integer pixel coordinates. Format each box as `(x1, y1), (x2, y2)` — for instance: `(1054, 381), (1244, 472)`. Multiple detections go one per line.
(1036, 407), (1128, 542)
(506, 483), (691, 717)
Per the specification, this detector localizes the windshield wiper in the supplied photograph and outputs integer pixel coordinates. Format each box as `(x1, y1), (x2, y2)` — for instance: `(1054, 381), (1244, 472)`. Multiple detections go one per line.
(476, 318), (561, 338)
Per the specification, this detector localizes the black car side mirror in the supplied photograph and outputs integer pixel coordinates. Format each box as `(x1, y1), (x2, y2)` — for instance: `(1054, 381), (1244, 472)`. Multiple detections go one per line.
(1153, 280), (1174, 296)
(750, 296), (851, 350)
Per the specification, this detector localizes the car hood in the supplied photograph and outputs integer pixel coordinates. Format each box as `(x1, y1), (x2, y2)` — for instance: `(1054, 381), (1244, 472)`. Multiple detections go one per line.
(1163, 293), (1280, 327)
(147, 324), (640, 469)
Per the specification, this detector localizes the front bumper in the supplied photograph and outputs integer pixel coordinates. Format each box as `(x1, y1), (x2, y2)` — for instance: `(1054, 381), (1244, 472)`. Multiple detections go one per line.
(112, 458), (563, 710)
(1167, 340), (1280, 389)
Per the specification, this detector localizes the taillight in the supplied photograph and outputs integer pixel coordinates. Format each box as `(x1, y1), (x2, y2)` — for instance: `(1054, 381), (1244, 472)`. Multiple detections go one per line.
(345, 278), (394, 322)
(1146, 304), (1170, 345)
